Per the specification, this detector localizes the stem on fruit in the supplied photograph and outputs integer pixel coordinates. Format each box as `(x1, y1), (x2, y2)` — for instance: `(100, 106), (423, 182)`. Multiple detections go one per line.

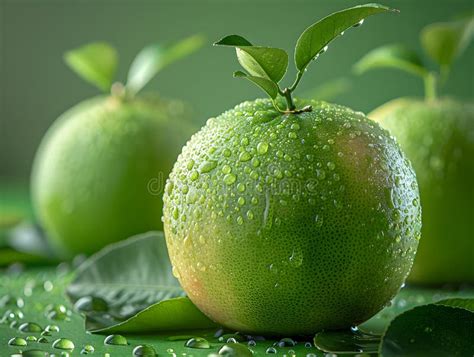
(111, 82), (127, 99)
(282, 88), (296, 111)
(423, 72), (437, 101)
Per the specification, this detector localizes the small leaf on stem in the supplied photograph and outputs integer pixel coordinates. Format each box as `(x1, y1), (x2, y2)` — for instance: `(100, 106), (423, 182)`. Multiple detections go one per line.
(420, 16), (474, 72)
(354, 44), (429, 78)
(215, 35), (288, 83)
(127, 34), (205, 96)
(64, 42), (118, 92)
(295, 3), (397, 72)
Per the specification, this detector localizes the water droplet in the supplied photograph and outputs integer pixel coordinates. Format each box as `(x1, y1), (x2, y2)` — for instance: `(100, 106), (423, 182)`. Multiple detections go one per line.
(81, 344), (94, 354)
(8, 337), (27, 346)
(276, 337), (296, 347)
(218, 343), (253, 356)
(52, 338), (75, 350)
(189, 170), (199, 181)
(288, 132), (297, 139)
(224, 174), (236, 185)
(37, 337), (48, 343)
(266, 347), (277, 354)
(104, 334), (128, 346)
(45, 304), (68, 321)
(304, 342), (312, 348)
(74, 296), (108, 313)
(26, 336), (37, 342)
(239, 151), (252, 162)
(184, 337), (210, 349)
(18, 322), (42, 333)
(318, 45), (328, 55)
(132, 344), (157, 356)
(353, 19), (364, 27)
(257, 142), (269, 155)
(45, 324), (60, 333)
(315, 215), (324, 228)
(200, 160), (217, 173)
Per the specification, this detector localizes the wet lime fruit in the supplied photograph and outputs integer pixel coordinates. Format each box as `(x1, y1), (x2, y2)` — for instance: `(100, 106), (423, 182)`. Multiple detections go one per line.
(370, 98), (474, 285)
(163, 98), (421, 335)
(32, 95), (194, 257)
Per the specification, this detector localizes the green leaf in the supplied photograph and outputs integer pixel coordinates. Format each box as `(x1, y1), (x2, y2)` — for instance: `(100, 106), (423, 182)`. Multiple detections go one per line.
(214, 35), (288, 82)
(314, 329), (380, 354)
(233, 71), (279, 99)
(93, 297), (217, 334)
(295, 3), (397, 72)
(380, 302), (474, 356)
(67, 231), (215, 332)
(358, 286), (474, 335)
(214, 35), (252, 46)
(64, 42), (118, 92)
(420, 16), (474, 69)
(436, 297), (474, 312)
(127, 34), (205, 95)
(354, 44), (429, 78)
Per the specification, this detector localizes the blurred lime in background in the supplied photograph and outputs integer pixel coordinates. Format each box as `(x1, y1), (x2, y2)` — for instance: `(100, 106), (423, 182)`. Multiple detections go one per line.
(356, 14), (474, 285)
(30, 38), (202, 257)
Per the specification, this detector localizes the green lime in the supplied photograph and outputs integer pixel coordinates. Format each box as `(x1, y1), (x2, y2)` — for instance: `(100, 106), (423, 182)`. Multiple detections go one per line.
(370, 98), (474, 285)
(163, 98), (421, 335)
(32, 95), (194, 257)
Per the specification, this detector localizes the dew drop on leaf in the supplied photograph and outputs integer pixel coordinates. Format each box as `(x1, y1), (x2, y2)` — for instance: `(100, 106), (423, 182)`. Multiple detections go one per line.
(52, 338), (75, 350)
(184, 337), (210, 349)
(8, 337), (27, 346)
(132, 344), (157, 356)
(104, 334), (128, 346)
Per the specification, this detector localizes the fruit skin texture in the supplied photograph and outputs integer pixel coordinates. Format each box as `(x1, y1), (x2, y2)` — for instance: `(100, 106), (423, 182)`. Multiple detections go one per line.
(370, 98), (474, 285)
(32, 95), (194, 257)
(163, 98), (421, 335)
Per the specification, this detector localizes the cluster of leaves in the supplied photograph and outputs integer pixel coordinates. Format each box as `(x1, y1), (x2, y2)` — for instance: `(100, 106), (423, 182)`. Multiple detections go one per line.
(64, 34), (204, 97)
(64, 232), (474, 355)
(354, 13), (474, 99)
(214, 3), (397, 112)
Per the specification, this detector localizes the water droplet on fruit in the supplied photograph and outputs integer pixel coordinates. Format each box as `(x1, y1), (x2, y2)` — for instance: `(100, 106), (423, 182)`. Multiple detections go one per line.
(52, 338), (75, 350)
(8, 337), (27, 346)
(184, 337), (210, 349)
(132, 344), (157, 356)
(104, 334), (128, 346)
(239, 151), (252, 162)
(315, 215), (324, 228)
(257, 142), (269, 155)
(224, 174), (237, 185)
(18, 322), (42, 333)
(200, 160), (217, 173)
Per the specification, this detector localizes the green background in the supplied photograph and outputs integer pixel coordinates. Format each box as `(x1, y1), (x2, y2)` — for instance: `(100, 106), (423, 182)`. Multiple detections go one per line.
(1, 0), (473, 180)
